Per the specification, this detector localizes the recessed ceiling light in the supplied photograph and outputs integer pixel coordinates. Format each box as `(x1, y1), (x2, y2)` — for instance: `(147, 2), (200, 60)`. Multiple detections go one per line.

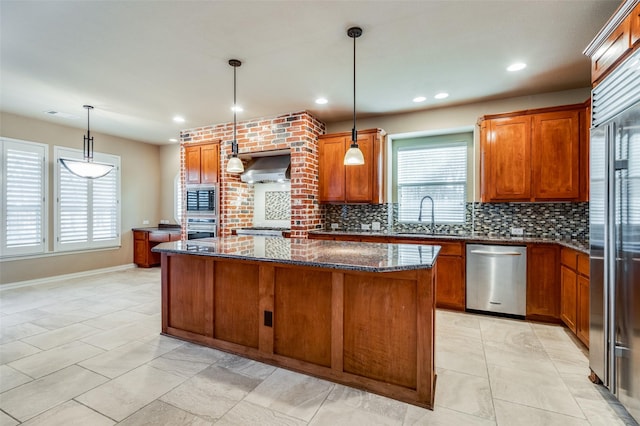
(173, 116), (185, 123)
(44, 110), (79, 119)
(231, 105), (243, 112)
(315, 98), (328, 105)
(434, 92), (449, 99)
(507, 62), (527, 72)
(413, 96), (426, 103)
(169, 138), (178, 142)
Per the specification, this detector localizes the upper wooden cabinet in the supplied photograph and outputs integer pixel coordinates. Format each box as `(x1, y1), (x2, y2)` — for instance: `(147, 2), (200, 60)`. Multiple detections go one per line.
(480, 104), (587, 202)
(185, 142), (220, 185)
(587, 0), (640, 84)
(318, 128), (385, 204)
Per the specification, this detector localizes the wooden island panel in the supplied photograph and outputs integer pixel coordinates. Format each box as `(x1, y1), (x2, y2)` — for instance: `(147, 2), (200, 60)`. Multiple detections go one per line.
(274, 268), (333, 367)
(214, 262), (260, 348)
(160, 250), (437, 409)
(343, 273), (418, 389)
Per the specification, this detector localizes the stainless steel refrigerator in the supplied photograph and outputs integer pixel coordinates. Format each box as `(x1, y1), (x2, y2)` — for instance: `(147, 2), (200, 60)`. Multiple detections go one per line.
(590, 48), (640, 422)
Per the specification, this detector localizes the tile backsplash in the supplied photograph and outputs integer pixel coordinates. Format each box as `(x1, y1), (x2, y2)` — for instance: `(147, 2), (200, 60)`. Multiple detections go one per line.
(322, 202), (589, 241)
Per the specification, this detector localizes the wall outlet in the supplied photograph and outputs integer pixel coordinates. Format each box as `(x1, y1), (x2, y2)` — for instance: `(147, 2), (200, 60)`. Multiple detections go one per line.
(361, 223), (371, 231)
(371, 221), (381, 231)
(142, 220), (150, 225)
(331, 223), (339, 230)
(511, 227), (524, 236)
(160, 219), (169, 224)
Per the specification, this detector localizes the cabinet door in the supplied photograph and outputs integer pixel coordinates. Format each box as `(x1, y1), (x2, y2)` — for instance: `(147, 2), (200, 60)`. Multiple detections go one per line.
(435, 255), (465, 310)
(185, 146), (202, 185)
(532, 111), (580, 200)
(345, 132), (375, 203)
(166, 254), (214, 336)
(526, 244), (560, 321)
(200, 144), (219, 184)
(560, 265), (577, 332)
(134, 237), (149, 267)
(592, 14), (632, 83)
(577, 275), (590, 347)
(318, 135), (346, 202)
(484, 117), (531, 201)
(632, 2), (640, 47)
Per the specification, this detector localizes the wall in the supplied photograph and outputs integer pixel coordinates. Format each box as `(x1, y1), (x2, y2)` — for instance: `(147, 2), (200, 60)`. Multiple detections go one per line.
(180, 111), (325, 238)
(0, 112), (161, 285)
(159, 143), (181, 224)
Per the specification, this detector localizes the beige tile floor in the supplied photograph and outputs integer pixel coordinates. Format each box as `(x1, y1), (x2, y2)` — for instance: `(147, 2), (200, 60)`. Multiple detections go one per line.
(0, 268), (637, 425)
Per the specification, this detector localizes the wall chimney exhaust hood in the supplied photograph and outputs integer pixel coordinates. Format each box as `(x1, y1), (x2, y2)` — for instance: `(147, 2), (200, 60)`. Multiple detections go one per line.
(240, 154), (291, 183)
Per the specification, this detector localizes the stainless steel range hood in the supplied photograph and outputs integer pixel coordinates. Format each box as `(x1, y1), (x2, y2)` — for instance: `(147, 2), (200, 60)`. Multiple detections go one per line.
(240, 154), (291, 183)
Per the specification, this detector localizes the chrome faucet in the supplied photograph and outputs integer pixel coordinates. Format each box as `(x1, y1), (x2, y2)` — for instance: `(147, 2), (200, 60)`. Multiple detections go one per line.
(418, 195), (435, 233)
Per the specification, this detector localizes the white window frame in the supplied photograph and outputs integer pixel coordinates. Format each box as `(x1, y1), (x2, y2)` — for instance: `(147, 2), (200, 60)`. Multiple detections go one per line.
(54, 146), (121, 252)
(174, 173), (183, 224)
(389, 128), (474, 225)
(0, 137), (48, 257)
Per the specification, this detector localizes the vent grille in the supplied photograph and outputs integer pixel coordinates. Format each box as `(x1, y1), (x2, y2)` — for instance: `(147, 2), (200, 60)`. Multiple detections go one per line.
(592, 49), (640, 127)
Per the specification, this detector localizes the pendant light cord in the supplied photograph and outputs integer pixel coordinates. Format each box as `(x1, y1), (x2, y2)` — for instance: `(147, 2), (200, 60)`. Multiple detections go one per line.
(84, 105), (94, 161)
(233, 63), (237, 156)
(352, 32), (356, 143)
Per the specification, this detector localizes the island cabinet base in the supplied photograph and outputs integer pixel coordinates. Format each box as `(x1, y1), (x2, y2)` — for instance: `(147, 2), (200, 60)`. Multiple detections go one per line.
(160, 253), (437, 409)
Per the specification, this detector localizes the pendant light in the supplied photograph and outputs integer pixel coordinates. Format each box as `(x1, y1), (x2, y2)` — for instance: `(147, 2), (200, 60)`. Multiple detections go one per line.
(59, 105), (113, 179)
(226, 59), (244, 174)
(344, 26), (365, 166)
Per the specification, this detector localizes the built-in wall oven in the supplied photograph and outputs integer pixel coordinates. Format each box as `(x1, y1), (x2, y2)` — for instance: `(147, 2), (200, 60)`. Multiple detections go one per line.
(185, 184), (218, 239)
(186, 184), (218, 214)
(186, 217), (217, 239)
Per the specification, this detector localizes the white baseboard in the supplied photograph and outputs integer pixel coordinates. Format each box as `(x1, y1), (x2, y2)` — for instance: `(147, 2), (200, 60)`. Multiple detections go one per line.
(0, 263), (137, 291)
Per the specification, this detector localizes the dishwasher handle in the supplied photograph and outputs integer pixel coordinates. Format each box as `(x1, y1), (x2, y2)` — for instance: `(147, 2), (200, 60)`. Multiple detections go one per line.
(469, 250), (523, 256)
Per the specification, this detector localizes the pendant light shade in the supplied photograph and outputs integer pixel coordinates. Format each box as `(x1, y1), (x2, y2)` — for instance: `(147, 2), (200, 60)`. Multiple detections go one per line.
(226, 59), (244, 174)
(344, 26), (365, 166)
(59, 105), (114, 179)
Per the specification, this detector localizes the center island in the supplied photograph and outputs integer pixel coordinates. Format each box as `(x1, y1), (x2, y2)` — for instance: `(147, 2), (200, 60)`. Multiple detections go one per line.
(152, 236), (440, 408)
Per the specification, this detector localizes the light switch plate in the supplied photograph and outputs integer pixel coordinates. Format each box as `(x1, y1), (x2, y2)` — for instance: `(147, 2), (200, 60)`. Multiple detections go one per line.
(511, 227), (524, 236)
(331, 223), (339, 230)
(142, 220), (150, 225)
(371, 222), (381, 231)
(361, 223), (371, 231)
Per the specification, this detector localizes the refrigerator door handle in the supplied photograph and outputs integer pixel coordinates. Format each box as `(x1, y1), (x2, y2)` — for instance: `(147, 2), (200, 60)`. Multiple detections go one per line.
(606, 122), (617, 392)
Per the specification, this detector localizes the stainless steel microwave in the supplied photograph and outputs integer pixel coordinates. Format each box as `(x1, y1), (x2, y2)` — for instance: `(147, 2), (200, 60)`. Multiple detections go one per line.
(185, 185), (218, 214)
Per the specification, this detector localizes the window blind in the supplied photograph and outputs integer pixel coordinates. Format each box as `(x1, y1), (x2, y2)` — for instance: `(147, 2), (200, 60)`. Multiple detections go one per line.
(397, 143), (467, 223)
(55, 147), (120, 251)
(1, 139), (47, 256)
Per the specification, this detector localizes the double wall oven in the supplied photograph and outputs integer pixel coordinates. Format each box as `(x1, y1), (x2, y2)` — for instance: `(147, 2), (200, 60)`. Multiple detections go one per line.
(185, 184), (218, 239)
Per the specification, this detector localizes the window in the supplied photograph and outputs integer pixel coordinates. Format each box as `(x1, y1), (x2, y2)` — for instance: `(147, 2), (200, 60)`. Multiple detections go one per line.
(55, 147), (121, 251)
(174, 173), (182, 224)
(1, 138), (48, 257)
(395, 133), (470, 224)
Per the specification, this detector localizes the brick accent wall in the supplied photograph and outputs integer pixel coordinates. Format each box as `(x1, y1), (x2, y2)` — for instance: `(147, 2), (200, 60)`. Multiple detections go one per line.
(180, 111), (325, 238)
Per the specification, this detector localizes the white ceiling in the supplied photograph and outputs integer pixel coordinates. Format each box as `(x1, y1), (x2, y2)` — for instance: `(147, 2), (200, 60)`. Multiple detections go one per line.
(0, 0), (620, 145)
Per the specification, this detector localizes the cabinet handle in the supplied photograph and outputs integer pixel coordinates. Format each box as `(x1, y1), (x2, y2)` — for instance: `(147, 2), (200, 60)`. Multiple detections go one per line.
(469, 250), (522, 256)
(633, 258), (640, 263)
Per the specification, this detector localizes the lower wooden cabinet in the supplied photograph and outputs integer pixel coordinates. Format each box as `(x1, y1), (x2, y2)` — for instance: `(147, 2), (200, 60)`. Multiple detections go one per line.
(560, 247), (590, 347)
(133, 229), (181, 268)
(560, 265), (578, 332)
(526, 244), (560, 322)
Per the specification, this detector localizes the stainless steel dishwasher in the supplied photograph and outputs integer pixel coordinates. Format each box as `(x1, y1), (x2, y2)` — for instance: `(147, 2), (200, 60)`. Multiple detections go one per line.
(466, 244), (527, 318)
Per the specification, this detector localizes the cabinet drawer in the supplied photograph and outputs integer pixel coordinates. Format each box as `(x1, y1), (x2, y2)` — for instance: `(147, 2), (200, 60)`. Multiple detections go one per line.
(133, 231), (147, 241)
(387, 238), (462, 256)
(560, 247), (578, 269)
(149, 232), (171, 242)
(577, 254), (590, 277)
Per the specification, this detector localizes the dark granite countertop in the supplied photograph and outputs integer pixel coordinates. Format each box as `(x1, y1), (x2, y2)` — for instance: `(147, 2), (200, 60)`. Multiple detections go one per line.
(308, 230), (589, 254)
(131, 227), (181, 233)
(152, 236), (441, 272)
